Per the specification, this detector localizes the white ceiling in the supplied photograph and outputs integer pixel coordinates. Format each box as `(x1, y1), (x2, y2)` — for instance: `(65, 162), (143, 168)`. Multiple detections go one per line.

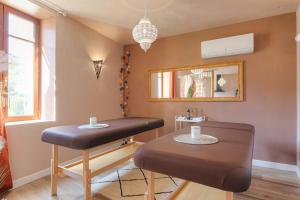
(3, 0), (300, 44)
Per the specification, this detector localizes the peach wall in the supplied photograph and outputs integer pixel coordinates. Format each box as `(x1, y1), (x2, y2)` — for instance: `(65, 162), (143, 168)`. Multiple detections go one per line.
(6, 16), (123, 181)
(126, 13), (297, 164)
(296, 6), (300, 173)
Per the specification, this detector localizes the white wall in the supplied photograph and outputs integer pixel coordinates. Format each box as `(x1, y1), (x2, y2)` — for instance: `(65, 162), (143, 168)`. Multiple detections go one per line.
(5, 15), (123, 181)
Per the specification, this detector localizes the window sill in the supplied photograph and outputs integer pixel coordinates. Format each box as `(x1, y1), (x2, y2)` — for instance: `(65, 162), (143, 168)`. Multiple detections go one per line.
(5, 119), (56, 127)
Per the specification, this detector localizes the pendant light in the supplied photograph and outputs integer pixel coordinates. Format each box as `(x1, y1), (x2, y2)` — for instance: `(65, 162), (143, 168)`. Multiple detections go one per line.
(132, 0), (158, 52)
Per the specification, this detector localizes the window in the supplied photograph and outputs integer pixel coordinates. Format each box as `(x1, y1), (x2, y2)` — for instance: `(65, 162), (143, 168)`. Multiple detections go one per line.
(2, 5), (40, 121)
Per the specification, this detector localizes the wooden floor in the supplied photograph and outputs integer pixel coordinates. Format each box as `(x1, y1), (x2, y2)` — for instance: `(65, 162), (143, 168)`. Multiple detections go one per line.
(3, 166), (300, 200)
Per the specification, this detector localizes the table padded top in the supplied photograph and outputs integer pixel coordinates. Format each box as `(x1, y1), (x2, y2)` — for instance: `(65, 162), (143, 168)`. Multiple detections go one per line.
(42, 117), (164, 150)
(134, 121), (254, 193)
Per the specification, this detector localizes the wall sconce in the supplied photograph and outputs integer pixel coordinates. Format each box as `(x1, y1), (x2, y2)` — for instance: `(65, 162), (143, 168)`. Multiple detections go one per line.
(93, 60), (103, 79)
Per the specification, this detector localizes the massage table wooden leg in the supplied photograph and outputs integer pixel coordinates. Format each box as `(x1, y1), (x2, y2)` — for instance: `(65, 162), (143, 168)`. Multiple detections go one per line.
(51, 144), (58, 196)
(130, 136), (134, 142)
(146, 170), (154, 200)
(83, 150), (92, 200)
(226, 192), (233, 200)
(155, 128), (159, 138)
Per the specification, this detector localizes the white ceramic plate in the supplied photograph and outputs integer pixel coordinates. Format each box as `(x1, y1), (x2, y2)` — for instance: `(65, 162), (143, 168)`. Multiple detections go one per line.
(78, 123), (110, 129)
(174, 134), (218, 145)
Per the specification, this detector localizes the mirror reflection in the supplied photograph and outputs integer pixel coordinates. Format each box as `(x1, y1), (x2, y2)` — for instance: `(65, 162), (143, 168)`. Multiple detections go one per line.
(176, 69), (212, 98)
(149, 61), (243, 102)
(214, 66), (239, 98)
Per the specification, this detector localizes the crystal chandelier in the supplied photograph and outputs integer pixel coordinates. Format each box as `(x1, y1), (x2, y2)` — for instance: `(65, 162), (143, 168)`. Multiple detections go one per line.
(132, 3), (158, 52)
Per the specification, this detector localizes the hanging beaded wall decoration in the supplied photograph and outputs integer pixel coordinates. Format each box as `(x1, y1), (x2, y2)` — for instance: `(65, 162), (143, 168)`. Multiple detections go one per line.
(120, 51), (130, 117)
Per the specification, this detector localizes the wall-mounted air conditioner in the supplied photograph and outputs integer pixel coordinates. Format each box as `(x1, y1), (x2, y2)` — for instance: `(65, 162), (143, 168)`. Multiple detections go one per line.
(201, 33), (254, 59)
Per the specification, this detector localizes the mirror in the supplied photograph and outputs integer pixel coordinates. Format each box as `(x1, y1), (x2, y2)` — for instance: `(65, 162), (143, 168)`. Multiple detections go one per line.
(149, 61), (243, 102)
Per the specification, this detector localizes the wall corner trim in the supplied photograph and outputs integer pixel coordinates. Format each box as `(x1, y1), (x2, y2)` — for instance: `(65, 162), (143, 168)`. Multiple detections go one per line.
(295, 34), (300, 42)
(296, 167), (300, 178)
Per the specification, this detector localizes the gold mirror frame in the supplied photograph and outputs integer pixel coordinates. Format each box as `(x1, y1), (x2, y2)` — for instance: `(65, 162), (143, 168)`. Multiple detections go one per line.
(148, 61), (244, 102)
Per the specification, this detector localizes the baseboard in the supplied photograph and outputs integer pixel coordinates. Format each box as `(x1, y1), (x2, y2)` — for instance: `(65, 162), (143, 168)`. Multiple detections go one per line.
(296, 167), (300, 178)
(12, 140), (123, 189)
(253, 159), (299, 174)
(13, 168), (50, 188)
(13, 155), (87, 188)
(13, 155), (299, 189)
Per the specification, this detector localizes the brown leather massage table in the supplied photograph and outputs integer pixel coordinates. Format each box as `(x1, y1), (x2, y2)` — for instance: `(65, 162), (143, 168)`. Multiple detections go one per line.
(134, 121), (255, 200)
(41, 117), (164, 200)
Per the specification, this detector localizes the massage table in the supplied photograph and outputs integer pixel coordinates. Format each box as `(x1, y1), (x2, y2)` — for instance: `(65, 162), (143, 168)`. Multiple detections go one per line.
(41, 117), (164, 200)
(134, 121), (254, 200)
